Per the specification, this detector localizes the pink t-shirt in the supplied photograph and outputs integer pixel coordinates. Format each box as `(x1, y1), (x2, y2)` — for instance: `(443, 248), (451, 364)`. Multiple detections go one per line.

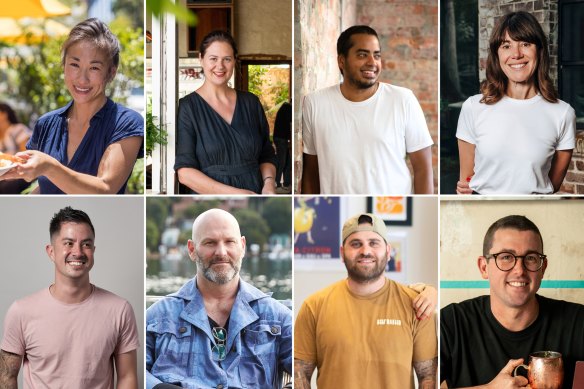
(1, 286), (139, 389)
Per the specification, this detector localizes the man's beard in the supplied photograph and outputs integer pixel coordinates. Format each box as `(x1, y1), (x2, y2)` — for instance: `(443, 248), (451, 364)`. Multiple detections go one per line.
(195, 254), (241, 285)
(344, 252), (388, 283)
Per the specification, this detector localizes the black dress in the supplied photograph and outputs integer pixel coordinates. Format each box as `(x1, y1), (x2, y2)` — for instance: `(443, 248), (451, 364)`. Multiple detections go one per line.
(174, 90), (276, 194)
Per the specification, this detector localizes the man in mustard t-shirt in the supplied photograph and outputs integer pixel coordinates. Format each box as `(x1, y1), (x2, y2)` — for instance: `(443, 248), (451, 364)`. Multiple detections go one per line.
(294, 213), (438, 388)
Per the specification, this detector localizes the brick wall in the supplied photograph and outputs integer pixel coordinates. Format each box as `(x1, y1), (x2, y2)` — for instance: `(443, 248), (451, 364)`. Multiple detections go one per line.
(294, 0), (439, 193)
(357, 0), (438, 191)
(563, 131), (584, 194)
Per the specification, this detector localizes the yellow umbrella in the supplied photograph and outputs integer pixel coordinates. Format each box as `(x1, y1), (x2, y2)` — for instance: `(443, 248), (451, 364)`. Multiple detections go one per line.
(0, 18), (70, 44)
(0, 0), (71, 18)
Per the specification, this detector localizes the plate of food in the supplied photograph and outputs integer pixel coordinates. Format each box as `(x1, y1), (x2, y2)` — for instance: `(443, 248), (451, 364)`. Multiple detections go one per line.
(0, 153), (24, 176)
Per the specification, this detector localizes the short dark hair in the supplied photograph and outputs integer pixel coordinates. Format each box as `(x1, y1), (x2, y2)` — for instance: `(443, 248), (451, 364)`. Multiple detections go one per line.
(200, 30), (238, 58)
(483, 215), (543, 256)
(336, 25), (379, 57)
(0, 103), (20, 124)
(62, 18), (120, 70)
(50, 206), (95, 239)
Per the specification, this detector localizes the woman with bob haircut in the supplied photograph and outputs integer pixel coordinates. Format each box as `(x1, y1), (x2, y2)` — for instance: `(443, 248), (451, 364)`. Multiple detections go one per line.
(174, 30), (277, 194)
(456, 11), (576, 195)
(0, 18), (144, 194)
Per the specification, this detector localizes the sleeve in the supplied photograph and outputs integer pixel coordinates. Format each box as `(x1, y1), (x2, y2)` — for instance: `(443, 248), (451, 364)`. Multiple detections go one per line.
(404, 90), (434, 153)
(556, 104), (576, 150)
(1, 302), (26, 356)
(114, 301), (140, 355)
(174, 96), (201, 171)
(456, 98), (477, 145)
(301, 94), (317, 155)
(110, 107), (145, 158)
(145, 305), (164, 389)
(254, 95), (277, 166)
(293, 300), (318, 363)
(412, 310), (438, 363)
(278, 304), (293, 374)
(439, 305), (454, 386)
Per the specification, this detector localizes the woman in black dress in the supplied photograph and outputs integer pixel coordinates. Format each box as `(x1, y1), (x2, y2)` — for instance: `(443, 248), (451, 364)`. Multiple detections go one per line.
(174, 31), (277, 194)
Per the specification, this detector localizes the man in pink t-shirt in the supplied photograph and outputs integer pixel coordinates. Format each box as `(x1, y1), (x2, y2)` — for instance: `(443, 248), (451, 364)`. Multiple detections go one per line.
(0, 206), (140, 389)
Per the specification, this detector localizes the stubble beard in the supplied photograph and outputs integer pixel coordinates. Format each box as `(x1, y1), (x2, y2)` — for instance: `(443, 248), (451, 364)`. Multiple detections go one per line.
(196, 254), (241, 285)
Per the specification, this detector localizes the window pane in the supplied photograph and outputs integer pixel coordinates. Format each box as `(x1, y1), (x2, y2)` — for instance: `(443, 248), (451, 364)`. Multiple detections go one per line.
(561, 66), (584, 126)
(560, 3), (584, 62)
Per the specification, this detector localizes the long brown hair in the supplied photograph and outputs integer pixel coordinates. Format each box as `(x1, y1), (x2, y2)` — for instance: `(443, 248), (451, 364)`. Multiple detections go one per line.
(480, 11), (557, 104)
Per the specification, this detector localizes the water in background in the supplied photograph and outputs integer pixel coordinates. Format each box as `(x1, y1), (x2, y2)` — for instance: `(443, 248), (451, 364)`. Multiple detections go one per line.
(146, 254), (292, 303)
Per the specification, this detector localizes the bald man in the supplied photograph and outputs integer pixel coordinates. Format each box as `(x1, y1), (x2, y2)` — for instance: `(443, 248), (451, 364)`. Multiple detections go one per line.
(146, 209), (292, 389)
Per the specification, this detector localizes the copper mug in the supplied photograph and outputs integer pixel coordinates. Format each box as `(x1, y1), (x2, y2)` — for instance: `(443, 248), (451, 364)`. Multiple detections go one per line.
(512, 351), (564, 389)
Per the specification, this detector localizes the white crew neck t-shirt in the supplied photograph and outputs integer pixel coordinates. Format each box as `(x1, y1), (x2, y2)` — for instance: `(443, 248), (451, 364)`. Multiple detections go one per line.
(302, 83), (433, 194)
(457, 94), (576, 194)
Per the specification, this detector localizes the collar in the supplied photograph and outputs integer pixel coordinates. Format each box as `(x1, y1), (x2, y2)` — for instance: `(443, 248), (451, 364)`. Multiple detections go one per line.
(57, 98), (115, 120)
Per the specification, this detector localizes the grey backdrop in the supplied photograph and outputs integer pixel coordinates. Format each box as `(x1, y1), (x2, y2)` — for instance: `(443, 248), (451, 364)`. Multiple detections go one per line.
(0, 197), (145, 388)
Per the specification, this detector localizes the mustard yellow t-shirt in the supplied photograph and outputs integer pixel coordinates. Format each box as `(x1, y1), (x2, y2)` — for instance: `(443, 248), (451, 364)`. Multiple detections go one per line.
(294, 278), (437, 388)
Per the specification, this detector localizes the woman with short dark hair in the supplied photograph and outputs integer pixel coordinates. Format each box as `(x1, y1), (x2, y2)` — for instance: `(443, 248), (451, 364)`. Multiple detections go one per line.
(0, 18), (143, 194)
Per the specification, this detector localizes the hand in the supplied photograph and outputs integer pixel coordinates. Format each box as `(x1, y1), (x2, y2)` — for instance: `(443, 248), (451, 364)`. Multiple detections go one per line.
(412, 285), (437, 320)
(0, 150), (53, 182)
(486, 359), (529, 389)
(456, 176), (473, 195)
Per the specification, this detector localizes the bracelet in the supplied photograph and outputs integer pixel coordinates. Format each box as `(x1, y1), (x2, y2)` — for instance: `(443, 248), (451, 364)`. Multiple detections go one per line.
(263, 176), (274, 183)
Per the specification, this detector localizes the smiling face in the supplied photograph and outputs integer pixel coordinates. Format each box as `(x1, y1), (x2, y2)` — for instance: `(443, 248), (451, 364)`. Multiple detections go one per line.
(64, 40), (114, 108)
(479, 228), (546, 311)
(200, 41), (235, 87)
(46, 222), (95, 282)
(341, 230), (390, 283)
(338, 33), (381, 90)
(497, 31), (538, 87)
(188, 210), (245, 285)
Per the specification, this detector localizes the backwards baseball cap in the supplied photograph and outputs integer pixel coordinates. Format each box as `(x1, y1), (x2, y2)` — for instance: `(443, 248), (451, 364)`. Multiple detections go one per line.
(342, 213), (388, 243)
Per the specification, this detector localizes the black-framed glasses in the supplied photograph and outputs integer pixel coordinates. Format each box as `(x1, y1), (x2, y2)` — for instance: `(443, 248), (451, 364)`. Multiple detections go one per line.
(485, 252), (546, 272)
(212, 326), (227, 361)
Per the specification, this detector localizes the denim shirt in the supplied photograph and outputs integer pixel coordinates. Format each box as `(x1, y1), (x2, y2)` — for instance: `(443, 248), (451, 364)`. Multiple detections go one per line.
(146, 278), (292, 389)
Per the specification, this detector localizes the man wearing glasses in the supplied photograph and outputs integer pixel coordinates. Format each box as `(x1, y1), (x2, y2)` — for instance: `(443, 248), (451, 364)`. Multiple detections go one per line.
(440, 215), (584, 388)
(146, 209), (292, 389)
(294, 213), (438, 388)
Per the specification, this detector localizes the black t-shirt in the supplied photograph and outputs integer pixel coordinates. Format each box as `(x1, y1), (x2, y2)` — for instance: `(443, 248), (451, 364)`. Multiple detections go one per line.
(441, 295), (584, 388)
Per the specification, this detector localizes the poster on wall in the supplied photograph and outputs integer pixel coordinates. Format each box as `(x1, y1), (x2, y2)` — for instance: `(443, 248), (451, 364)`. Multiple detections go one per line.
(386, 232), (407, 283)
(367, 196), (412, 226)
(294, 197), (340, 259)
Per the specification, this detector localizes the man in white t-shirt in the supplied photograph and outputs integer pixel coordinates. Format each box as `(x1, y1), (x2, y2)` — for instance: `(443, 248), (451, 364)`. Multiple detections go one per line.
(301, 25), (434, 194)
(0, 207), (140, 389)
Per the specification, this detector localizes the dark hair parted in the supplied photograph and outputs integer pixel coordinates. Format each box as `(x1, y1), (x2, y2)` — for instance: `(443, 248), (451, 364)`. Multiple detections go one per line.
(482, 215), (543, 257)
(50, 206), (95, 240)
(0, 103), (20, 124)
(480, 11), (557, 104)
(337, 25), (379, 57)
(200, 30), (238, 58)
(61, 18), (120, 70)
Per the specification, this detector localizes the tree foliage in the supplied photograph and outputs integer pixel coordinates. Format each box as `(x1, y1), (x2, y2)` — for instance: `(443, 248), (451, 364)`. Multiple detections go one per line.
(262, 197), (291, 235)
(233, 208), (270, 247)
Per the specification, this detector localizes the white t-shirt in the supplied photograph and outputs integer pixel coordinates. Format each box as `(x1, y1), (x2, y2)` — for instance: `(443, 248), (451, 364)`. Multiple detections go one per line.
(302, 83), (433, 194)
(1, 286), (140, 389)
(457, 94), (576, 194)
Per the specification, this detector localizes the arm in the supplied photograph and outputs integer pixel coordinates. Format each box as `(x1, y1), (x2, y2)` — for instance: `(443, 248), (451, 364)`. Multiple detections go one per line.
(549, 149), (573, 193)
(114, 350), (138, 389)
(4, 136), (142, 194)
(457, 139), (475, 195)
(0, 349), (22, 389)
(409, 283), (437, 320)
(260, 162), (276, 194)
(177, 167), (255, 194)
(414, 357), (437, 389)
(408, 146), (433, 194)
(300, 153), (320, 194)
(294, 358), (316, 389)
